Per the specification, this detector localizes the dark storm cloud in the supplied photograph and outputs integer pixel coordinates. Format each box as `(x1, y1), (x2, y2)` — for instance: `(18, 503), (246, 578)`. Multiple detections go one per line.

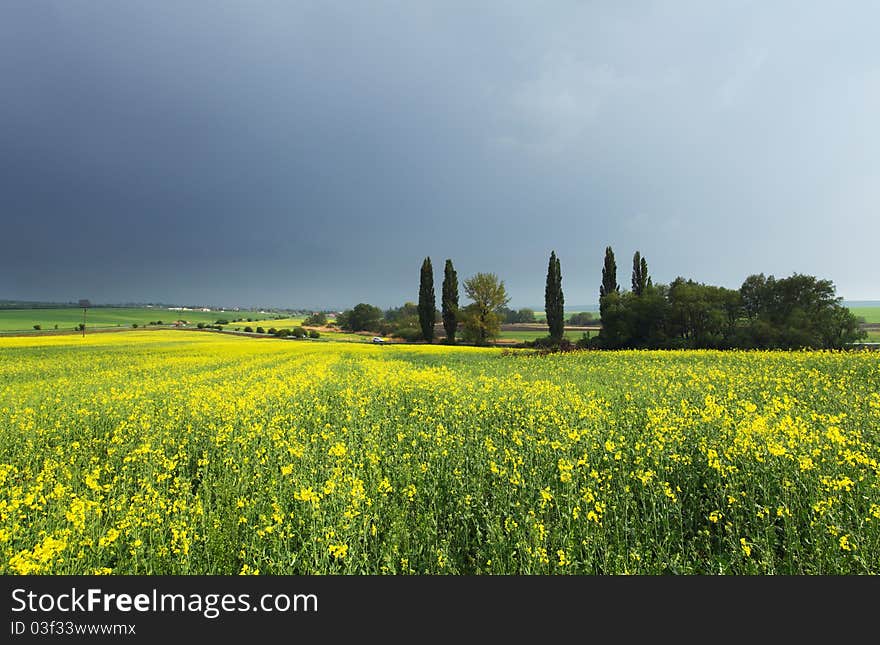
(2, 1), (878, 309)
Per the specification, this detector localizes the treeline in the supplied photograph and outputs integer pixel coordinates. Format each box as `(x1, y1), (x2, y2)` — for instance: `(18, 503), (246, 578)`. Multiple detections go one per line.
(332, 248), (864, 350)
(595, 247), (864, 350)
(335, 259), (512, 344)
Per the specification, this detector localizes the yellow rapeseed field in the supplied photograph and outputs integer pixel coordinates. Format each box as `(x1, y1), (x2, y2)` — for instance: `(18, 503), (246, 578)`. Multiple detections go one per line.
(1, 330), (878, 573)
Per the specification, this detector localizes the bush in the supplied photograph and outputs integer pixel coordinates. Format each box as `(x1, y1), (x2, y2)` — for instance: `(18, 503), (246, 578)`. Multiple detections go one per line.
(132, 323), (139, 328)
(256, 327), (265, 334)
(244, 326), (253, 333)
(308, 330), (320, 339)
(393, 327), (423, 342)
(216, 319), (229, 325)
(568, 312), (594, 326)
(267, 327), (277, 335)
(303, 312), (327, 327)
(247, 318), (253, 322)
(197, 322), (205, 329)
(275, 328), (291, 338)
(33, 324), (41, 330)
(291, 326), (307, 338)
(574, 333), (600, 349)
(156, 320), (163, 325)
(214, 325), (223, 331)
(525, 336), (577, 352)
(337, 304), (384, 332)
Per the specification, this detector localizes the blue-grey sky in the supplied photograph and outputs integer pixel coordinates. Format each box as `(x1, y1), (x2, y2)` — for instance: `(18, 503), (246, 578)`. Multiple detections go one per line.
(2, 1), (878, 310)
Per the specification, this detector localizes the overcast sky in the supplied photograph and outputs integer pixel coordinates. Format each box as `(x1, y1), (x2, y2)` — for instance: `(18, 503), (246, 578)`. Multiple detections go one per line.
(2, 1), (878, 309)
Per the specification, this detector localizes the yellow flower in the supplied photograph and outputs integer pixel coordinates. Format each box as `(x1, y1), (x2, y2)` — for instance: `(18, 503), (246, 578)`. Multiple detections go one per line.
(328, 544), (348, 559)
(377, 478), (393, 494)
(98, 528), (120, 548)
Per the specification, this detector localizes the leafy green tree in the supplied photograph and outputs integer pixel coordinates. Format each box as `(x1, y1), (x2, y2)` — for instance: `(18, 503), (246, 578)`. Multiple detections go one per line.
(461, 272), (510, 345)
(737, 273), (864, 349)
(598, 287), (668, 349)
(514, 308), (535, 323)
(498, 306), (536, 323)
(545, 250), (564, 341)
(385, 302), (419, 323)
(667, 278), (738, 348)
(337, 303), (385, 332)
(303, 312), (327, 326)
(567, 312), (594, 326)
(383, 302), (420, 337)
(418, 257), (436, 342)
(442, 259), (459, 343)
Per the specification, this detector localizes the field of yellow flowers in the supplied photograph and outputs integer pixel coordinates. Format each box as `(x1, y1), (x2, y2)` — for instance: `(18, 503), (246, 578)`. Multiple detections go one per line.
(2, 330), (879, 574)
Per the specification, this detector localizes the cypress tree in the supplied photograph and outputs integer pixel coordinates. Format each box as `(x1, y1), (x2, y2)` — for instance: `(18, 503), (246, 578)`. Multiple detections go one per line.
(418, 257), (436, 342)
(632, 251), (648, 296)
(545, 250), (564, 342)
(442, 259), (459, 344)
(632, 251), (641, 295)
(600, 246), (618, 299)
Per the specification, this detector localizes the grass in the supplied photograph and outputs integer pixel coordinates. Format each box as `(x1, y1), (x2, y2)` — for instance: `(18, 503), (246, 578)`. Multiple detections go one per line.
(848, 306), (880, 324)
(0, 307), (275, 332)
(231, 317), (384, 343)
(2, 330), (878, 574)
(235, 317), (305, 329)
(496, 330), (592, 342)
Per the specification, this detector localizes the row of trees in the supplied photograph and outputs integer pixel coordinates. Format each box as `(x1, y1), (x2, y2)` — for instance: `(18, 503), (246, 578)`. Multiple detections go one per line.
(336, 258), (513, 345)
(417, 257), (513, 344)
(336, 248), (863, 349)
(595, 247), (864, 349)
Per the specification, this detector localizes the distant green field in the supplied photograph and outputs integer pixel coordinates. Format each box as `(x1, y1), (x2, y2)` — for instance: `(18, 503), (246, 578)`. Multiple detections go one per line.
(848, 307), (880, 324)
(240, 317), (306, 329)
(496, 329), (596, 342)
(0, 307), (272, 332)
(228, 317), (383, 343)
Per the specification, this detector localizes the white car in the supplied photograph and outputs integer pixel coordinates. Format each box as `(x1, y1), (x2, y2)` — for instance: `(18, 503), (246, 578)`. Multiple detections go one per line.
(371, 337), (385, 344)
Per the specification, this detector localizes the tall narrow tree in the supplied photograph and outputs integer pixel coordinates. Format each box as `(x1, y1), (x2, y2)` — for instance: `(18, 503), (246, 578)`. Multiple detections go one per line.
(418, 257), (436, 342)
(441, 258), (459, 343)
(600, 246), (618, 299)
(545, 250), (564, 342)
(632, 251), (648, 296)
